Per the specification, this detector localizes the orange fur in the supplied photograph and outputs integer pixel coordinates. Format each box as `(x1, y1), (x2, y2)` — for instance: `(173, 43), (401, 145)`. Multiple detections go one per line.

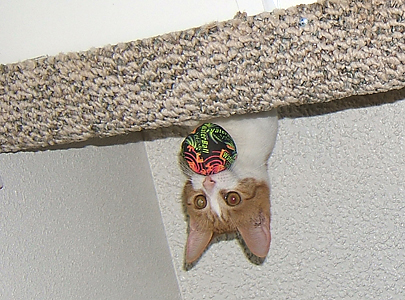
(183, 178), (271, 263)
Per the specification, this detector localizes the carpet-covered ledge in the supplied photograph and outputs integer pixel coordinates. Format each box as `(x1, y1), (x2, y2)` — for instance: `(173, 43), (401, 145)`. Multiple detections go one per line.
(1, 0), (405, 153)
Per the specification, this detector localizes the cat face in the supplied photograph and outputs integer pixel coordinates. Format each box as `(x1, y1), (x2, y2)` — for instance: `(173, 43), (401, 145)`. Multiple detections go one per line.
(183, 170), (271, 263)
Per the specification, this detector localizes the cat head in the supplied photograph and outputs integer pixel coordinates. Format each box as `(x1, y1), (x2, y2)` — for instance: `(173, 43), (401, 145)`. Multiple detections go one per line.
(182, 170), (271, 263)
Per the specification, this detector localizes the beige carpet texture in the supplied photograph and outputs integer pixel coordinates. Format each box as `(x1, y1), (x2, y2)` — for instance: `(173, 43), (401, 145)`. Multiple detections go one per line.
(1, 0), (405, 153)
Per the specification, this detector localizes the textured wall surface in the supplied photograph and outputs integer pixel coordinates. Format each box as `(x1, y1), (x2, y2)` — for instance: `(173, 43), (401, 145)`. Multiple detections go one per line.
(145, 95), (405, 299)
(0, 139), (181, 299)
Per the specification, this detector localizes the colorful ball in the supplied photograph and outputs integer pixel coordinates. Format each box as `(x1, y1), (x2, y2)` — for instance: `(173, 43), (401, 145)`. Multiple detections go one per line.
(181, 123), (237, 175)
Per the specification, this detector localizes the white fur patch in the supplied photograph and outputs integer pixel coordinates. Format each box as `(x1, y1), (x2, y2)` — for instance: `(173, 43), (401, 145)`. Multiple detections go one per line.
(208, 193), (222, 218)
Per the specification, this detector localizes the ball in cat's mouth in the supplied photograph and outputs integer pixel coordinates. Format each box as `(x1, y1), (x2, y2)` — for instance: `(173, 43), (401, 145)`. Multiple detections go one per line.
(181, 123), (237, 176)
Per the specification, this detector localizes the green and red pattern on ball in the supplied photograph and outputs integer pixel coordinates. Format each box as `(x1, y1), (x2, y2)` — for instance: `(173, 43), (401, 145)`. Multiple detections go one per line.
(181, 123), (237, 175)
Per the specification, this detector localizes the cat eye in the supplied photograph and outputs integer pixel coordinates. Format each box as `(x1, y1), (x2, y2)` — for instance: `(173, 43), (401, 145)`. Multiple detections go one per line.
(225, 192), (241, 206)
(194, 195), (207, 209)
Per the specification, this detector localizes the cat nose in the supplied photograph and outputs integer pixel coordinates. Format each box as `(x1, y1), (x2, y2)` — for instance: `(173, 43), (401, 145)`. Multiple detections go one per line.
(203, 176), (216, 191)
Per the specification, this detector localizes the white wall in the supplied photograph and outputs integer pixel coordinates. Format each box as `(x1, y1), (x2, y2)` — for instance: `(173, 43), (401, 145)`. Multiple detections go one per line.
(0, 140), (181, 299)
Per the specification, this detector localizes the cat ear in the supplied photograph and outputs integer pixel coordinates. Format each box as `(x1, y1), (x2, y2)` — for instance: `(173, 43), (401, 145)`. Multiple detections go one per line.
(237, 212), (271, 258)
(186, 218), (213, 263)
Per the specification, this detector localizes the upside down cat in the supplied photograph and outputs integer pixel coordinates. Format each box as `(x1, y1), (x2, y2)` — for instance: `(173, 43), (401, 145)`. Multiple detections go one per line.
(181, 109), (278, 263)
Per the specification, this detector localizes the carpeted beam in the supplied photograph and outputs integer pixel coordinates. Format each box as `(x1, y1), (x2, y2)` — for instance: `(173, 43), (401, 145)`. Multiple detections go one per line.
(1, 0), (405, 153)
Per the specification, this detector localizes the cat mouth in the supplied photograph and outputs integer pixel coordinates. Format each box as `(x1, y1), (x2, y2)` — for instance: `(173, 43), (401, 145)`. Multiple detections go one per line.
(203, 176), (216, 192)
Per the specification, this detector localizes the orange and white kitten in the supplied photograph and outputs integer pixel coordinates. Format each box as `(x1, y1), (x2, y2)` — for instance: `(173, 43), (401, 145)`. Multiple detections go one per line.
(181, 109), (278, 263)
